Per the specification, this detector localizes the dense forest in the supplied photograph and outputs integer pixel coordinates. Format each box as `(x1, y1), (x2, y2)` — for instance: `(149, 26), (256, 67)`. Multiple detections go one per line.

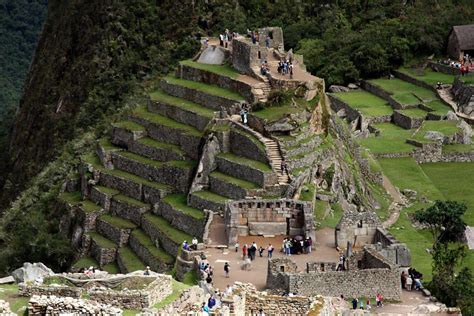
(0, 0), (47, 166)
(0, 0), (473, 276)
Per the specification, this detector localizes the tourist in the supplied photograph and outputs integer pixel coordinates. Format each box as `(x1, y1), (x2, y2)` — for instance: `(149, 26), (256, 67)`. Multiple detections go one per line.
(204, 37), (209, 48)
(206, 274), (213, 285)
(243, 257), (252, 270)
(191, 237), (198, 250)
(280, 159), (287, 175)
(201, 302), (210, 314)
(406, 275), (413, 291)
(182, 240), (189, 251)
(258, 246), (264, 257)
(359, 298), (364, 309)
(285, 239), (292, 256)
(307, 237), (313, 253)
(249, 243), (257, 260)
(208, 296), (216, 309)
(224, 262), (230, 278)
(242, 244), (248, 259)
(289, 63), (294, 79)
(376, 293), (383, 307)
(336, 255), (344, 271)
(144, 266), (151, 276)
(401, 271), (407, 289)
(234, 242), (239, 252)
(265, 35), (270, 48)
(251, 31), (257, 44)
(351, 297), (358, 310)
(257, 308), (266, 316)
(267, 244), (274, 258)
(219, 34), (224, 47)
(436, 81), (442, 90)
(225, 284), (233, 296)
(366, 299), (371, 311)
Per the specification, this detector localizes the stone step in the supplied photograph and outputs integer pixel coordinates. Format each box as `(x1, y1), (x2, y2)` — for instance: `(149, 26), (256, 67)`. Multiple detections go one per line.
(128, 137), (186, 162)
(129, 229), (174, 273)
(209, 171), (260, 200)
(155, 193), (206, 238)
(130, 107), (202, 160)
(111, 121), (147, 147)
(160, 76), (245, 111)
(117, 246), (146, 274)
(96, 214), (137, 247)
(90, 185), (119, 211)
(111, 150), (195, 193)
(141, 213), (193, 257)
(88, 232), (117, 268)
(188, 190), (229, 214)
(216, 152), (277, 187)
(148, 89), (215, 131)
(110, 194), (151, 226)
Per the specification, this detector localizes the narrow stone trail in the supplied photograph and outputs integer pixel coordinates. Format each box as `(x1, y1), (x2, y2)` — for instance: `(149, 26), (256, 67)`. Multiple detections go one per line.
(381, 175), (405, 228)
(437, 87), (473, 121)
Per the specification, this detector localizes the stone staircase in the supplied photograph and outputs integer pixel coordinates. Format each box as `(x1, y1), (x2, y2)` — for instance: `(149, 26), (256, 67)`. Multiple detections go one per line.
(67, 60), (287, 273)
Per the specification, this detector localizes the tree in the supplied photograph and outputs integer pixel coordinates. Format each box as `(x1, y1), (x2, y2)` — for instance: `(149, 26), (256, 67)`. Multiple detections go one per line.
(414, 200), (467, 245)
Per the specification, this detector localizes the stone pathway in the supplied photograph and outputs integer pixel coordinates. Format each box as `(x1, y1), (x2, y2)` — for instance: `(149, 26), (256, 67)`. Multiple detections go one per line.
(437, 87), (474, 122)
(381, 175), (406, 228)
(203, 227), (339, 292)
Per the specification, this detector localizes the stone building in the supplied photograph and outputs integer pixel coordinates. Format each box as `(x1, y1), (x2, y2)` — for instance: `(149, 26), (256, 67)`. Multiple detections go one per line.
(447, 24), (474, 61)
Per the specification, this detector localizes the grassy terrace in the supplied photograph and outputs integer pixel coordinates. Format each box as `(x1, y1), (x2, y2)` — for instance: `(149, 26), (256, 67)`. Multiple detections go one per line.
(94, 185), (119, 195)
(425, 100), (450, 115)
(179, 59), (240, 79)
(210, 171), (260, 189)
(443, 143), (474, 153)
(59, 191), (82, 205)
(411, 120), (460, 143)
(113, 120), (146, 132)
(137, 137), (185, 155)
(149, 89), (215, 118)
(218, 152), (272, 172)
(81, 200), (102, 213)
(133, 106), (203, 137)
(193, 190), (229, 203)
(88, 232), (117, 248)
(143, 213), (192, 243)
(72, 256), (99, 270)
(131, 229), (174, 263)
(163, 194), (205, 220)
(163, 76), (244, 101)
(398, 108), (427, 119)
(113, 194), (150, 208)
(0, 284), (29, 314)
(332, 91), (393, 117)
(117, 150), (196, 170)
(370, 78), (436, 105)
(398, 67), (456, 86)
(232, 127), (266, 153)
(99, 214), (137, 229)
(315, 200), (343, 228)
(118, 247), (146, 272)
(358, 123), (415, 154)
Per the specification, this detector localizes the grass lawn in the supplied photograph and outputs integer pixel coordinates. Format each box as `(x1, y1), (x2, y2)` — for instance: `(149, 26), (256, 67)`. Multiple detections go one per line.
(163, 76), (244, 101)
(118, 246), (146, 272)
(163, 194), (205, 220)
(0, 284), (29, 314)
(149, 89), (215, 118)
(425, 100), (451, 116)
(88, 232), (117, 248)
(113, 120), (146, 132)
(143, 213), (192, 244)
(72, 256), (99, 270)
(398, 108), (428, 119)
(210, 171), (259, 189)
(358, 123), (415, 154)
(252, 104), (301, 121)
(315, 200), (343, 228)
(131, 229), (174, 263)
(99, 214), (137, 230)
(411, 120), (460, 143)
(421, 162), (474, 225)
(442, 143), (474, 153)
(179, 59), (240, 79)
(218, 152), (272, 172)
(370, 78), (436, 105)
(398, 67), (456, 86)
(300, 183), (315, 201)
(332, 91), (393, 117)
(193, 190), (229, 203)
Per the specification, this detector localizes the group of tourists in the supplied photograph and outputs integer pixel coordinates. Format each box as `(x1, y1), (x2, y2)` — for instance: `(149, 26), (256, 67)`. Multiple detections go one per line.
(182, 237), (199, 251)
(401, 267), (423, 291)
(277, 59), (294, 78)
(219, 29), (235, 48)
(439, 55), (473, 75)
(351, 293), (383, 310)
(201, 285), (235, 314)
(282, 237), (313, 256)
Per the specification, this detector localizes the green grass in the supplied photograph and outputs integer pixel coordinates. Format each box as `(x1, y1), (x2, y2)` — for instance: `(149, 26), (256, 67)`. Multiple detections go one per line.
(131, 229), (174, 263)
(218, 152), (272, 172)
(163, 76), (244, 101)
(398, 108), (427, 119)
(192, 190), (229, 203)
(332, 91), (393, 117)
(59, 191), (82, 205)
(72, 256), (99, 269)
(118, 246), (146, 272)
(149, 89), (215, 118)
(113, 120), (146, 132)
(137, 137), (185, 155)
(88, 232), (117, 248)
(113, 194), (150, 208)
(98, 138), (121, 151)
(421, 162), (474, 225)
(252, 104), (301, 121)
(143, 213), (192, 244)
(133, 106), (203, 137)
(210, 171), (259, 189)
(315, 201), (343, 228)
(103, 262), (120, 274)
(163, 194), (205, 220)
(99, 214), (137, 229)
(80, 200), (102, 213)
(378, 157), (444, 201)
(180, 59), (240, 79)
(398, 67), (456, 86)
(412, 120), (460, 143)
(442, 143), (474, 153)
(123, 310), (141, 316)
(0, 284), (29, 314)
(300, 183), (315, 201)
(153, 279), (192, 309)
(368, 182), (392, 221)
(370, 78), (436, 105)
(358, 123), (415, 154)
(94, 185), (119, 195)
(424, 100), (451, 116)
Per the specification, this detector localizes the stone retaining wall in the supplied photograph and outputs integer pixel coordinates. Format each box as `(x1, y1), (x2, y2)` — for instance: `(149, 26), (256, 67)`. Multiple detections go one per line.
(128, 234), (172, 273)
(188, 193), (226, 214)
(361, 80), (404, 109)
(90, 186), (114, 211)
(141, 216), (180, 257)
(155, 200), (205, 238)
(148, 99), (211, 131)
(110, 198), (149, 226)
(76, 205), (103, 233)
(28, 295), (122, 315)
(177, 64), (255, 102)
(230, 129), (268, 164)
(96, 217), (132, 247)
(393, 70), (435, 92)
(216, 156), (277, 187)
(90, 237), (117, 267)
(393, 110), (424, 129)
(19, 284), (82, 298)
(128, 139), (184, 162)
(429, 62), (460, 76)
(160, 80), (243, 112)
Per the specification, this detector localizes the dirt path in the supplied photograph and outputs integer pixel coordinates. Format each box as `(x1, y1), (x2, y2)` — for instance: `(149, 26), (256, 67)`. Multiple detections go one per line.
(381, 175), (406, 228)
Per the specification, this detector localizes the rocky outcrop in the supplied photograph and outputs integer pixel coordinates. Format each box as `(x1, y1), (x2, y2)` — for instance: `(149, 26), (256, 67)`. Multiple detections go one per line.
(11, 262), (54, 283)
(451, 77), (474, 117)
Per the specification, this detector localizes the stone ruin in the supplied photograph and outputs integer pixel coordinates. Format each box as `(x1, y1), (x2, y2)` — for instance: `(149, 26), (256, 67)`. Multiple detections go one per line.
(224, 199), (316, 246)
(266, 246), (402, 301)
(18, 271), (172, 312)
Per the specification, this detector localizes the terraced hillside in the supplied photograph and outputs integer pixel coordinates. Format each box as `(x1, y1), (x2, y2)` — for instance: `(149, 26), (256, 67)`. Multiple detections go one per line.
(61, 60), (291, 273)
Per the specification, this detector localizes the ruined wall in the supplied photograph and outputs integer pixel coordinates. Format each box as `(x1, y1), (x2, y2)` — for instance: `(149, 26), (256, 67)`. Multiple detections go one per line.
(335, 210), (381, 248)
(393, 110), (424, 129)
(232, 38), (262, 75)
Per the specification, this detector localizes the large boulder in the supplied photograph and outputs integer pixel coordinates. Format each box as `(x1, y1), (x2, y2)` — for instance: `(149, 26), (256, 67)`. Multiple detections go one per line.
(456, 120), (473, 144)
(424, 131), (444, 142)
(11, 262), (54, 283)
(328, 85), (349, 93)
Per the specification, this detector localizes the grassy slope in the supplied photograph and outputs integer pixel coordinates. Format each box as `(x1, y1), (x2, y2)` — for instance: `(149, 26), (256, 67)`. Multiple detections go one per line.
(398, 67), (456, 85)
(179, 59), (240, 79)
(163, 76), (244, 101)
(332, 91), (393, 116)
(358, 123), (415, 154)
(370, 78), (436, 105)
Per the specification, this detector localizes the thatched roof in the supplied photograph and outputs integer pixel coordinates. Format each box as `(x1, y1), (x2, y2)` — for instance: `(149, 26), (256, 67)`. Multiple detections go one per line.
(451, 25), (474, 50)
